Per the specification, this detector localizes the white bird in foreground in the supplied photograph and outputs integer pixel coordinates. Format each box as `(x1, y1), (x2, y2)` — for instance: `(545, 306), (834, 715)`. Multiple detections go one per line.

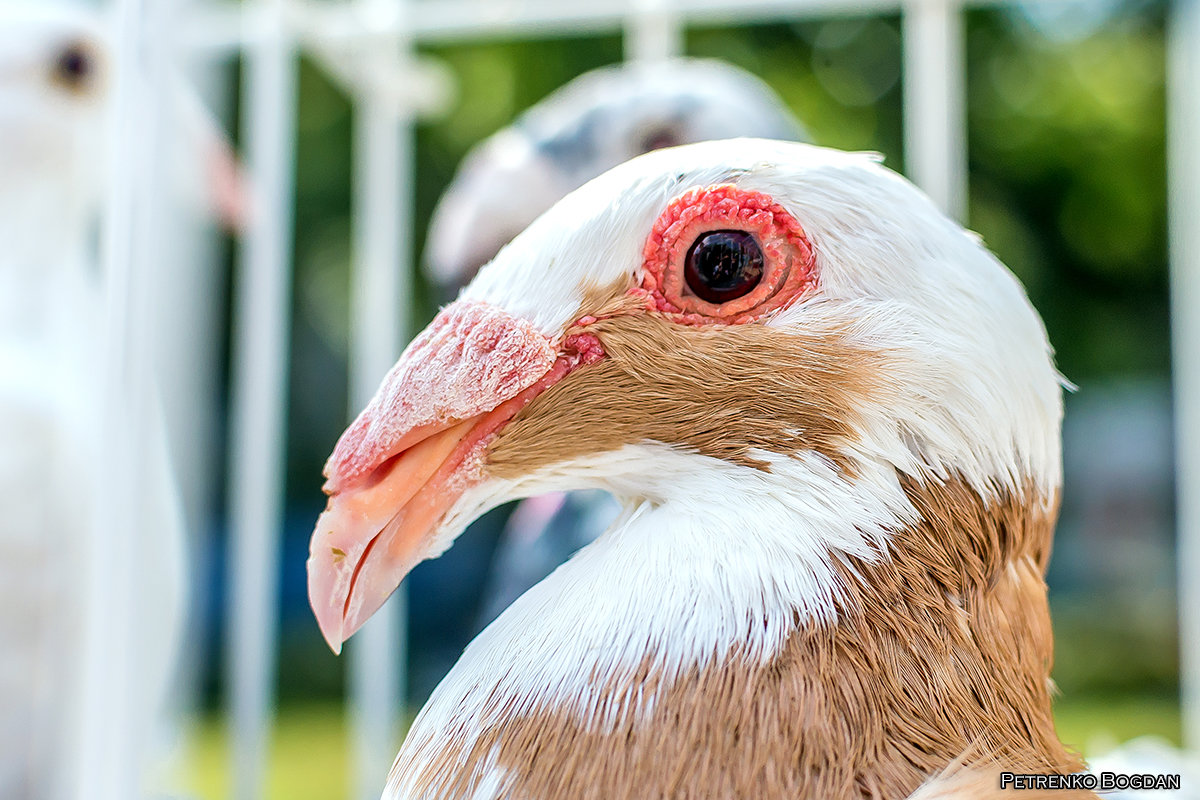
(310, 139), (1090, 798)
(425, 58), (808, 629)
(0, 4), (242, 797)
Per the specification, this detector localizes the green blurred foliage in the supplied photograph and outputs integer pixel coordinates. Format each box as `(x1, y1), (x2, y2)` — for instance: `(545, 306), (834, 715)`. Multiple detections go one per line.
(1052, 586), (1180, 697)
(692, 19), (905, 155)
(967, 5), (1168, 381)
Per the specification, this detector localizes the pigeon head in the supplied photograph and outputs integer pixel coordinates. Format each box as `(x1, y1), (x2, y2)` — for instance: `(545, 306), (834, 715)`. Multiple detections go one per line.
(309, 139), (1063, 654)
(0, 5), (109, 244)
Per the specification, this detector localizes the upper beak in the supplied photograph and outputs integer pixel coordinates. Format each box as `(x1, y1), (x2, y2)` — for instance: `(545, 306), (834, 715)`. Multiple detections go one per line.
(306, 300), (598, 653)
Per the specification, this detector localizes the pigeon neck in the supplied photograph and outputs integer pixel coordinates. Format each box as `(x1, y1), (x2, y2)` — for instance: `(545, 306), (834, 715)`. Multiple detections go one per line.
(775, 473), (1084, 795)
(391, 472), (1082, 800)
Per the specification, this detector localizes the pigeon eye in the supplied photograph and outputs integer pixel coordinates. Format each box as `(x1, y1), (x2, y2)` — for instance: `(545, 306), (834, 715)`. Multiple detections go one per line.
(641, 184), (817, 324)
(53, 42), (95, 92)
(637, 126), (682, 154)
(684, 230), (764, 303)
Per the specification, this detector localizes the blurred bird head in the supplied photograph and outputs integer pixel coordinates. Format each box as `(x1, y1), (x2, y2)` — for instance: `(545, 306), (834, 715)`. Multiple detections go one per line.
(0, 1), (246, 268)
(424, 58), (807, 300)
(310, 139), (1063, 652)
(0, 3), (109, 233)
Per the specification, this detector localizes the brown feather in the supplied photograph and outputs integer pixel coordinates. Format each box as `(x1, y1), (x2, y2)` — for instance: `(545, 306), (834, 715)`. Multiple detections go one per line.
(486, 311), (881, 478)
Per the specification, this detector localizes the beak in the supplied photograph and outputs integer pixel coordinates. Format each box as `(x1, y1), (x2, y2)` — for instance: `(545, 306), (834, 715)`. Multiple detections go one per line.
(202, 134), (249, 233)
(307, 300), (600, 653)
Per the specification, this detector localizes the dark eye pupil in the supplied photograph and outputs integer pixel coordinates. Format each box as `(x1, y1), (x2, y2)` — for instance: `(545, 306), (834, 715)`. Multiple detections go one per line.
(56, 45), (92, 87)
(683, 230), (764, 304)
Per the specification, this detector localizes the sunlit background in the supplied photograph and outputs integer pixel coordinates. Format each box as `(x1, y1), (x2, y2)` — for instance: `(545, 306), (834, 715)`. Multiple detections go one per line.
(1, 0), (1195, 798)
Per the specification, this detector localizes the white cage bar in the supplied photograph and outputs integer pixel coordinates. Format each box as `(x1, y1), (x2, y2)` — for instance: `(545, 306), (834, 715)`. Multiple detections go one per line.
(88, 0), (1199, 797)
(346, 2), (416, 797)
(79, 0), (157, 797)
(1168, 0), (1200, 753)
(224, 1), (299, 798)
(902, 0), (967, 220)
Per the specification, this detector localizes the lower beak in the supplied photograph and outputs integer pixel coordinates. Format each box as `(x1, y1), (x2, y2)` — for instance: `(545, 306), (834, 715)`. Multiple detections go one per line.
(307, 417), (478, 653)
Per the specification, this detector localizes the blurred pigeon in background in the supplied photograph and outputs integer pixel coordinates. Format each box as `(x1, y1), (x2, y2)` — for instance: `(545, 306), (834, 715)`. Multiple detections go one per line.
(426, 58), (806, 299)
(0, 3), (243, 797)
(423, 58), (808, 634)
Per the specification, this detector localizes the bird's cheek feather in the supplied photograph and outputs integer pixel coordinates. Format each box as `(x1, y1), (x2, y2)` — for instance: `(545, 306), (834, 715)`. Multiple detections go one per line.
(307, 300), (605, 652)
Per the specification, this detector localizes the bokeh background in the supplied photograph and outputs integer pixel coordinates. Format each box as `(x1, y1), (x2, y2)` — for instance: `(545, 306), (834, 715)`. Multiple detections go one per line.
(5, 0), (1189, 798)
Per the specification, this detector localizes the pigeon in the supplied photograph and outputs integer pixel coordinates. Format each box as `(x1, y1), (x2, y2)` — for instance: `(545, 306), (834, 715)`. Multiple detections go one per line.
(310, 139), (1093, 799)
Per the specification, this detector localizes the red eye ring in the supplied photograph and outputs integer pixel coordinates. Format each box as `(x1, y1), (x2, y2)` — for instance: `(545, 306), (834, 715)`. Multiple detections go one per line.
(639, 184), (817, 324)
